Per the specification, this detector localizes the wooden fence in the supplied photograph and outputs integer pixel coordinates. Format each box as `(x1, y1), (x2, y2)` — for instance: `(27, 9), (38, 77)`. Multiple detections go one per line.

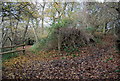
(0, 44), (25, 55)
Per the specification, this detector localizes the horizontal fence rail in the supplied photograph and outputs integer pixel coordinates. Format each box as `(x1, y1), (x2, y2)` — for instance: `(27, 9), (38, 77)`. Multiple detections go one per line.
(0, 44), (25, 55)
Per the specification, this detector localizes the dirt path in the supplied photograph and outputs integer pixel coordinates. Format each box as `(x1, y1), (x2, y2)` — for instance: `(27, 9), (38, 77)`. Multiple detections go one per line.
(16, 45), (32, 51)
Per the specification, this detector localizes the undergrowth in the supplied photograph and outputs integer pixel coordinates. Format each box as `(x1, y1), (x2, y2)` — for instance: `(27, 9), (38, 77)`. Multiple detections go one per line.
(2, 52), (19, 62)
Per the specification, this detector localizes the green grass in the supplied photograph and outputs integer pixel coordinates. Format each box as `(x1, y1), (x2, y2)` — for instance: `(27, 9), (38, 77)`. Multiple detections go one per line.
(63, 46), (80, 53)
(114, 69), (120, 72)
(2, 52), (19, 62)
(94, 37), (104, 44)
(29, 44), (40, 54)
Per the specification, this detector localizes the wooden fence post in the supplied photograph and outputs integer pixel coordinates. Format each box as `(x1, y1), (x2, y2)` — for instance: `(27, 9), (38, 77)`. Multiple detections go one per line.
(23, 44), (25, 54)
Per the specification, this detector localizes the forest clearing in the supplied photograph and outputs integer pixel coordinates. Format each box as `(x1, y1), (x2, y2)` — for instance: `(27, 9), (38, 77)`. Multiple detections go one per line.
(0, 0), (120, 80)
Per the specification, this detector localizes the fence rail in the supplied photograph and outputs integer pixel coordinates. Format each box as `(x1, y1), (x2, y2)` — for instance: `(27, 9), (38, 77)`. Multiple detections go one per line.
(0, 44), (25, 55)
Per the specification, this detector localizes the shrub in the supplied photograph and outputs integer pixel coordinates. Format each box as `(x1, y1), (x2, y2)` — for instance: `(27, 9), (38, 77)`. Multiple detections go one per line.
(85, 26), (96, 34)
(33, 18), (95, 52)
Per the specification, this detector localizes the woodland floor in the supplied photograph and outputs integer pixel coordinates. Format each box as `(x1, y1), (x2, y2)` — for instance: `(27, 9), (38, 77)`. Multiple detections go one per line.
(2, 35), (120, 80)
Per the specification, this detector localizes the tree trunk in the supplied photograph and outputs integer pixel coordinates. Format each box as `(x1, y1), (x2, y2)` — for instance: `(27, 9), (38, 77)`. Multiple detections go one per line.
(115, 2), (120, 52)
(41, 2), (46, 35)
(0, 4), (2, 77)
(22, 17), (30, 44)
(31, 19), (39, 43)
(58, 28), (61, 53)
(0, 32), (2, 52)
(14, 20), (19, 44)
(102, 23), (107, 34)
(32, 26), (39, 43)
(0, 32), (1, 80)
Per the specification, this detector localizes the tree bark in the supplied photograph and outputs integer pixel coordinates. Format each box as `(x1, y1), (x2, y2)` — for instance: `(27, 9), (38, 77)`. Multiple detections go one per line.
(115, 2), (120, 52)
(41, 2), (46, 34)
(22, 17), (30, 44)
(31, 19), (39, 43)
(58, 28), (61, 53)
(0, 32), (2, 53)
